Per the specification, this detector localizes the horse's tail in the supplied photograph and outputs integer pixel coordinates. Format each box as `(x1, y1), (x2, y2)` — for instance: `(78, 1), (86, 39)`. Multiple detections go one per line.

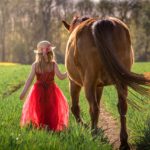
(92, 18), (150, 97)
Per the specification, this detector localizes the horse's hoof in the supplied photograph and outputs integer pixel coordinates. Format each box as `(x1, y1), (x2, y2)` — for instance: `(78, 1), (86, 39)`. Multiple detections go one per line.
(78, 120), (89, 128)
(91, 127), (100, 136)
(91, 130), (97, 136)
(82, 122), (89, 128)
(119, 143), (130, 150)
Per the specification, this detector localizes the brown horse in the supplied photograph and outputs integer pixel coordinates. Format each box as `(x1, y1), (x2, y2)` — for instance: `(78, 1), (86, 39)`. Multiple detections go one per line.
(62, 16), (150, 150)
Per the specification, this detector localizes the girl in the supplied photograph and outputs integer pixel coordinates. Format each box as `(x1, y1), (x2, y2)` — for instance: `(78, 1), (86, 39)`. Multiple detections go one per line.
(20, 40), (69, 131)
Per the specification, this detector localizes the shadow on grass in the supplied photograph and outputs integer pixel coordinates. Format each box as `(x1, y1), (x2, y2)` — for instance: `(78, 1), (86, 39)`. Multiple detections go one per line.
(136, 118), (150, 150)
(2, 81), (24, 98)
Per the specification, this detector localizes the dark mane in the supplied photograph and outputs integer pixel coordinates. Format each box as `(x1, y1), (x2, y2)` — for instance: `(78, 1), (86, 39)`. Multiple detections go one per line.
(69, 16), (90, 32)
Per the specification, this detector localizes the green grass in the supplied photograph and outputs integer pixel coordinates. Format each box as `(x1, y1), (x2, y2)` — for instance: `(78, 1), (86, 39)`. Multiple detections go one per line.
(0, 64), (111, 150)
(102, 62), (150, 148)
(0, 64), (30, 98)
(1, 62), (150, 149)
(135, 118), (150, 150)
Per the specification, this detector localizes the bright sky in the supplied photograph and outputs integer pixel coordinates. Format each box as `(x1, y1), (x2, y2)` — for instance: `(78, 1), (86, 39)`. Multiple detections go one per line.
(73, 0), (100, 3)
(90, 0), (99, 1)
(73, 0), (124, 2)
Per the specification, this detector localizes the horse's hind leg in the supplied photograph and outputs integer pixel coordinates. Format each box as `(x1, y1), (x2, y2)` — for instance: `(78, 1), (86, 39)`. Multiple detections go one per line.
(95, 86), (103, 133)
(117, 85), (130, 150)
(69, 80), (83, 124)
(84, 81), (100, 133)
(96, 86), (103, 108)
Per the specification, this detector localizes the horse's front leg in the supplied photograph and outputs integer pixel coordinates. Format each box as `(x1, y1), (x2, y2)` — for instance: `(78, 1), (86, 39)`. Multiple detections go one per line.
(84, 80), (99, 133)
(69, 79), (83, 124)
(117, 85), (130, 150)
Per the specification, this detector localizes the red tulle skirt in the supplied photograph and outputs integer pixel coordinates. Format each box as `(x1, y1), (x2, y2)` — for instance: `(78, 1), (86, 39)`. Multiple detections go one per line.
(20, 82), (69, 131)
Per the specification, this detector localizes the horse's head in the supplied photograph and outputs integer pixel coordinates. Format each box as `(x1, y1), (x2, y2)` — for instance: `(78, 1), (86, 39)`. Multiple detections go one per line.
(62, 16), (90, 32)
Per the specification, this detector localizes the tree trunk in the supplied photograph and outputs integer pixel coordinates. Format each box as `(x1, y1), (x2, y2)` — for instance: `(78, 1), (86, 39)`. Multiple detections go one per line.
(1, 8), (6, 62)
(41, 0), (52, 40)
(144, 38), (149, 61)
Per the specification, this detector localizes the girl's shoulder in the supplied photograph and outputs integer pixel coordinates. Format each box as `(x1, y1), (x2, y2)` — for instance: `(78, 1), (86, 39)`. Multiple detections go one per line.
(32, 62), (37, 67)
(52, 60), (56, 64)
(52, 61), (57, 67)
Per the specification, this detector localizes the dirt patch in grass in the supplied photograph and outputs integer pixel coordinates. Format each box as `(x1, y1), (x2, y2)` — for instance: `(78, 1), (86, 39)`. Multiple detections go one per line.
(99, 103), (120, 150)
(99, 103), (136, 150)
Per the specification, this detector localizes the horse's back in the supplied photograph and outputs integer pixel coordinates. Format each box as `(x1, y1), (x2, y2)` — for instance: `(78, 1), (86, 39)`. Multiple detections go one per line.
(66, 17), (134, 86)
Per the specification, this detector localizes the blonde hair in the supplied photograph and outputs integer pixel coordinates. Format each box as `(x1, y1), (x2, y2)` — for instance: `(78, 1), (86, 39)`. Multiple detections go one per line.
(35, 41), (56, 73)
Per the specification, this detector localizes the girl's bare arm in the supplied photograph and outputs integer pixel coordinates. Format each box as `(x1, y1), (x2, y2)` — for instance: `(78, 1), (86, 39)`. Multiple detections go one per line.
(20, 63), (36, 100)
(54, 63), (67, 80)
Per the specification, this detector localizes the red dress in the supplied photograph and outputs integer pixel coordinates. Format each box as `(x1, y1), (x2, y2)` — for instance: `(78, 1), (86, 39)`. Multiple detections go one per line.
(20, 68), (69, 131)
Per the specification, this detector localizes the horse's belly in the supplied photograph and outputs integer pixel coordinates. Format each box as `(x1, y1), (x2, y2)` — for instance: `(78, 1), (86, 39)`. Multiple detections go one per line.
(97, 73), (113, 86)
(65, 58), (83, 86)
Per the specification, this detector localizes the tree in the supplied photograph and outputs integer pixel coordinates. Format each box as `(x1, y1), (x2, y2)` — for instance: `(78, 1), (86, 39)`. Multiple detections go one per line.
(96, 0), (115, 18)
(0, 0), (9, 61)
(75, 0), (94, 16)
(139, 1), (150, 61)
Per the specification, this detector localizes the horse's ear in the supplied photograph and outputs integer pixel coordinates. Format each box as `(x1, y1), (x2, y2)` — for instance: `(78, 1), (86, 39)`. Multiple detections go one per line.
(62, 20), (70, 31)
(73, 16), (78, 20)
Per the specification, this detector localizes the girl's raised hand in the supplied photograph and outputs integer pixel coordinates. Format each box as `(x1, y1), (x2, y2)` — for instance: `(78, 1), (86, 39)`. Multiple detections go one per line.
(20, 92), (25, 100)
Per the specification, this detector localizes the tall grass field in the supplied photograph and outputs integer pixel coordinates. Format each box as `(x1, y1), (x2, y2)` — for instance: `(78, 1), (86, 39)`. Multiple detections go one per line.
(0, 62), (150, 149)
(0, 63), (111, 150)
